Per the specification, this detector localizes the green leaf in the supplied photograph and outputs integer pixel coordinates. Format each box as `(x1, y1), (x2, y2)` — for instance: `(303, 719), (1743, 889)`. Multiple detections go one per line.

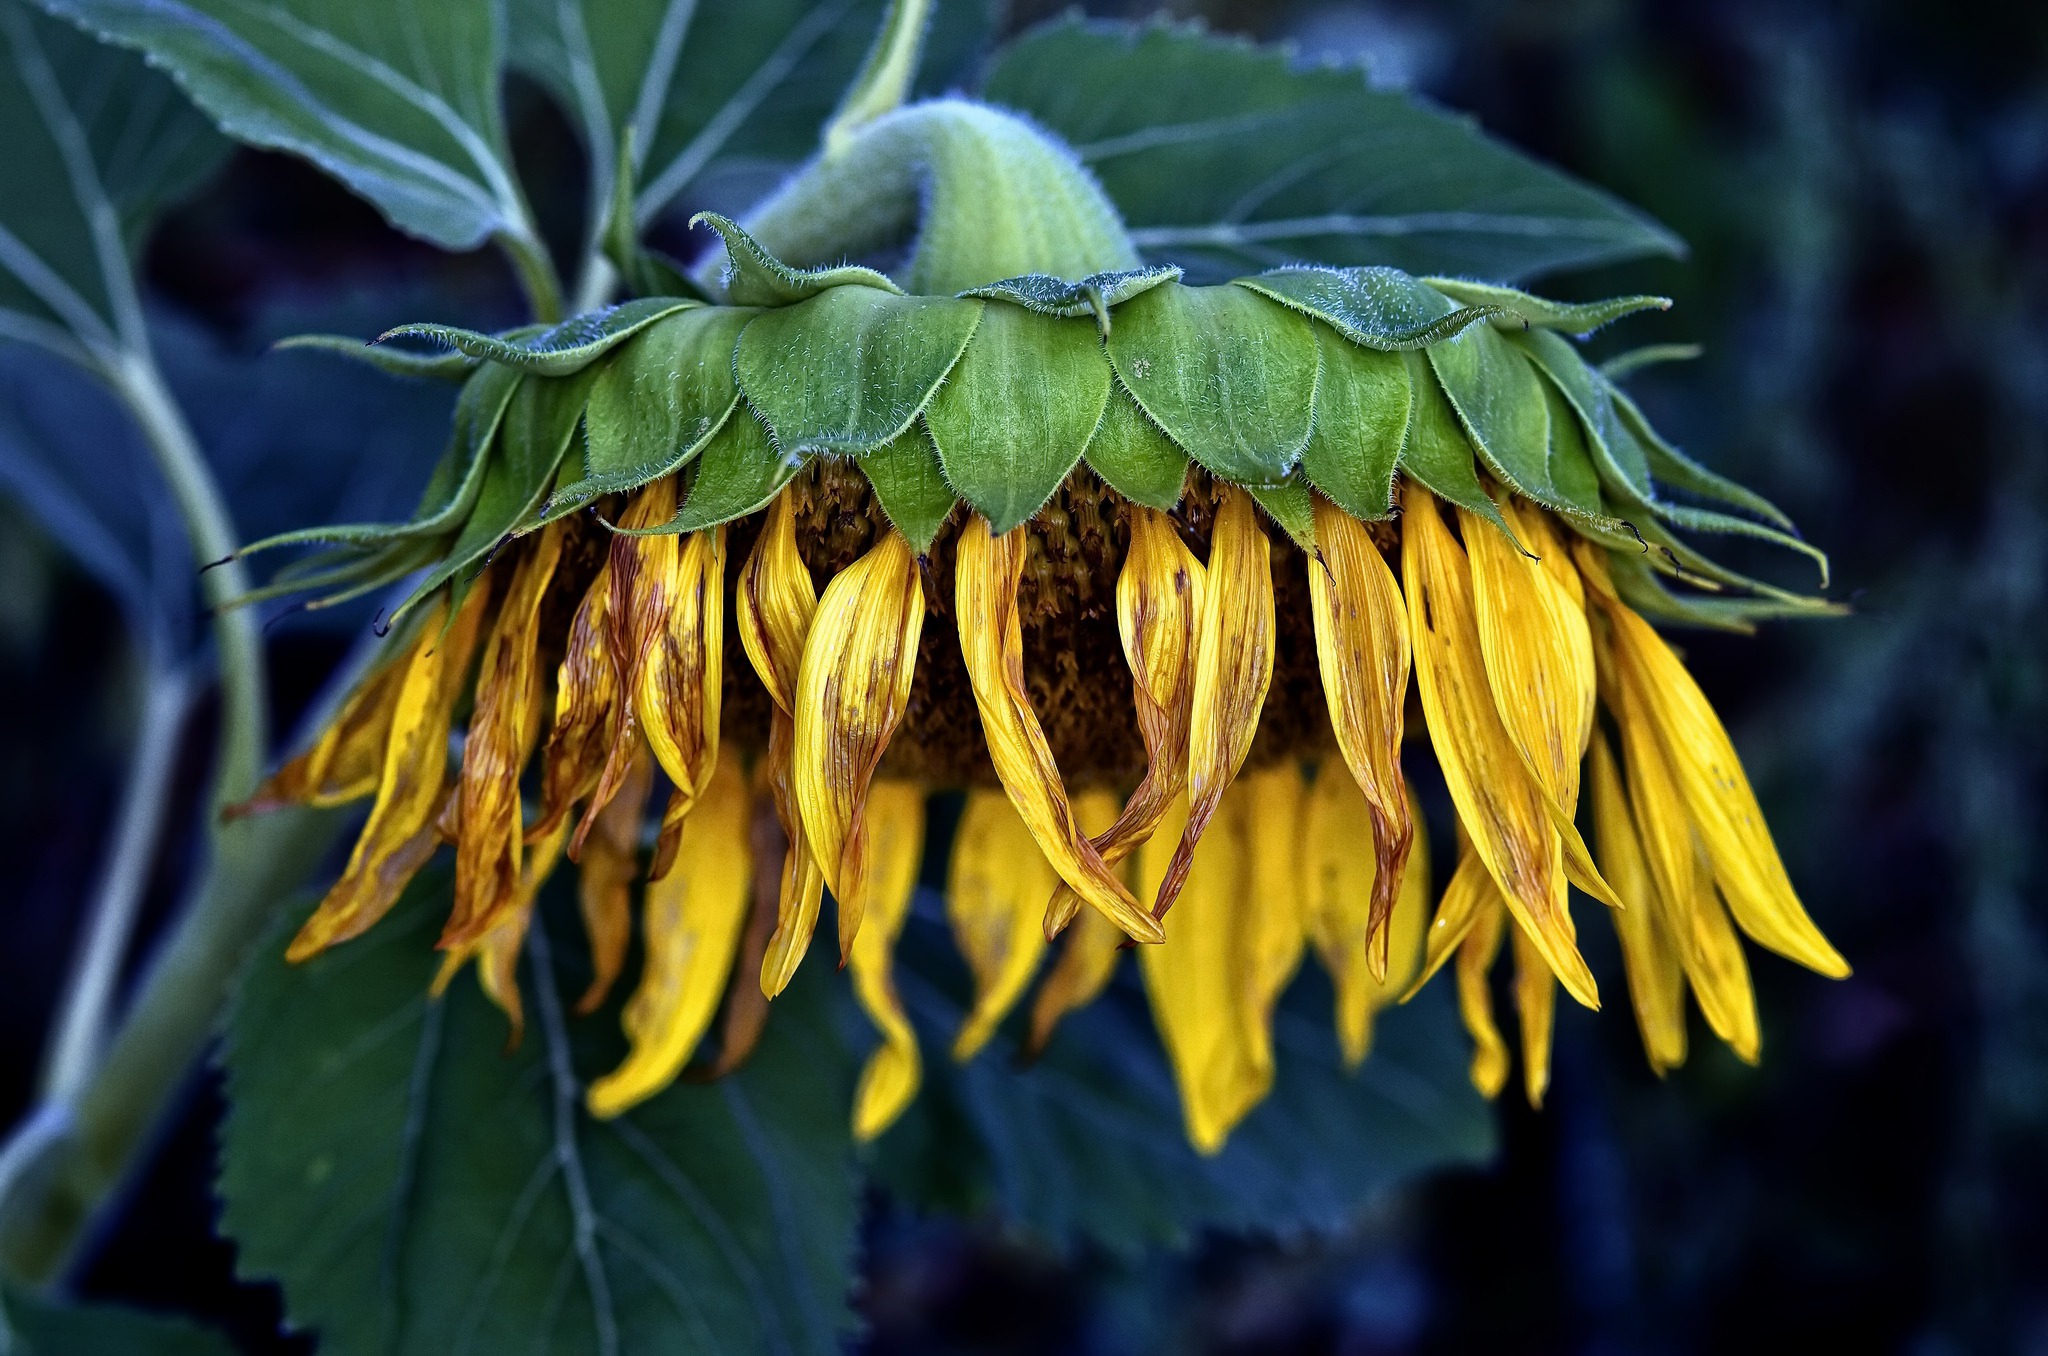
(220, 872), (862, 1356)
(1610, 385), (1799, 532)
(962, 266), (1181, 330)
(1604, 545), (1837, 632)
(380, 298), (694, 377)
(1427, 323), (1612, 523)
(1396, 350), (1515, 542)
(692, 212), (903, 307)
(735, 289), (982, 454)
(1235, 267), (1499, 350)
(2, 1288), (237, 1356)
(34, 0), (536, 257)
(1598, 342), (1701, 381)
(1105, 283), (1317, 487)
(1426, 278), (1671, 334)
(870, 921), (1495, 1253)
(274, 332), (480, 383)
(669, 404), (800, 534)
(857, 420), (956, 551)
(548, 306), (755, 517)
(925, 305), (1110, 534)
(982, 17), (1683, 284)
(1506, 328), (1654, 507)
(1082, 383), (1188, 511)
(1299, 328), (1411, 521)
(1248, 478), (1316, 548)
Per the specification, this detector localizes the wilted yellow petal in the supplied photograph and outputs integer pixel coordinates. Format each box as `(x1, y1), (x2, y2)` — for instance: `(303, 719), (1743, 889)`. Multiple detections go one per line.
(1461, 500), (1620, 912)
(231, 634), (413, 816)
(445, 526), (564, 948)
(573, 747), (652, 1015)
(1589, 729), (1687, 1073)
(1306, 496), (1415, 976)
(1152, 487), (1275, 924)
(577, 480), (680, 855)
(432, 818), (570, 1048)
(954, 517), (1162, 945)
(1455, 897), (1510, 1099)
(646, 526), (727, 880)
(849, 780), (927, 1141)
(947, 789), (1057, 1059)
(1138, 791), (1271, 1155)
(1025, 789), (1126, 1052)
(586, 753), (753, 1118)
(792, 533), (925, 960)
(289, 583), (491, 961)
(1046, 507), (1204, 939)
(531, 561), (614, 847)
(1509, 924), (1555, 1107)
(1401, 482), (1596, 1009)
(1307, 773), (1430, 1066)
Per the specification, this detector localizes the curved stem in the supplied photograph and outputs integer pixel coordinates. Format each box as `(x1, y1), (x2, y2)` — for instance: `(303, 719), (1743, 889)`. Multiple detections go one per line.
(498, 227), (565, 325)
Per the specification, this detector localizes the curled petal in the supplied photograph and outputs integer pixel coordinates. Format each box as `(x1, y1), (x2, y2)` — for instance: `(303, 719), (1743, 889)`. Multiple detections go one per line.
(698, 783), (786, 1079)
(1045, 507), (1206, 940)
(646, 527), (728, 880)
(1025, 789), (1126, 1053)
(586, 753), (753, 1119)
(1151, 487), (1276, 924)
(531, 560), (615, 846)
(1308, 771), (1430, 1066)
(432, 819), (570, 1047)
(1306, 496), (1414, 975)
(955, 517), (1162, 945)
(1461, 501), (1620, 911)
(288, 583), (491, 961)
(445, 526), (564, 948)
(231, 639), (411, 816)
(849, 780), (927, 1141)
(1455, 897), (1510, 1099)
(793, 533), (925, 959)
(1589, 729), (1688, 1073)
(574, 748), (653, 1015)
(1401, 482), (1596, 1009)
(1406, 844), (1496, 1001)
(1510, 924), (1556, 1108)
(947, 789), (1056, 1059)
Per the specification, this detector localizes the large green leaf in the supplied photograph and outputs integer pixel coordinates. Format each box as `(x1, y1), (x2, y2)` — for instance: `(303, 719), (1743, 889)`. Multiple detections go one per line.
(1, 1289), (236, 1356)
(34, 0), (533, 255)
(220, 873), (862, 1356)
(1082, 382), (1188, 511)
(857, 419), (955, 551)
(981, 17), (1682, 284)
(670, 404), (798, 533)
(1300, 328), (1410, 521)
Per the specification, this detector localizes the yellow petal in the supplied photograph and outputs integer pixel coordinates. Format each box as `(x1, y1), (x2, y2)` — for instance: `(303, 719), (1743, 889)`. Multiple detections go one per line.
(445, 526), (564, 947)
(432, 817), (571, 1048)
(1307, 772), (1430, 1066)
(1046, 507), (1205, 938)
(288, 583), (491, 961)
(1455, 897), (1510, 1099)
(849, 780), (927, 1141)
(1152, 487), (1276, 924)
(792, 532), (925, 959)
(1509, 923), (1555, 1107)
(1138, 791), (1272, 1154)
(1407, 844), (1494, 1001)
(1461, 500), (1621, 912)
(576, 480), (679, 855)
(231, 635), (412, 816)
(1589, 729), (1688, 1073)
(1246, 765), (1311, 1012)
(1401, 482), (1597, 1008)
(947, 789), (1058, 1059)
(1025, 789), (1128, 1052)
(573, 747), (652, 1015)
(586, 752), (753, 1118)
(645, 526), (727, 880)
(1306, 496), (1415, 977)
(531, 560), (615, 847)
(954, 517), (1162, 944)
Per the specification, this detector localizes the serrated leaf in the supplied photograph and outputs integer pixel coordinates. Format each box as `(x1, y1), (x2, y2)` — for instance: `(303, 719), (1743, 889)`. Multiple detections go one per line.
(1300, 328), (1410, 521)
(1082, 383), (1188, 510)
(274, 333), (480, 383)
(35, 0), (532, 256)
(736, 289), (981, 454)
(694, 212), (902, 307)
(962, 266), (1181, 329)
(668, 403), (800, 534)
(1235, 267), (1498, 350)
(925, 305), (1109, 534)
(857, 420), (956, 551)
(1427, 323), (1611, 523)
(548, 305), (755, 517)
(1506, 328), (1654, 507)
(1426, 278), (1671, 334)
(380, 298), (694, 377)
(1106, 283), (1317, 487)
(1611, 386), (1799, 532)
(1, 1287), (237, 1356)
(220, 872), (862, 1356)
(1396, 350), (1514, 542)
(983, 17), (1682, 283)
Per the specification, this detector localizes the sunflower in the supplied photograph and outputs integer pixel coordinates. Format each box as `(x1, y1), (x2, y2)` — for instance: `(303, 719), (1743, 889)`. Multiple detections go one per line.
(235, 102), (1844, 1154)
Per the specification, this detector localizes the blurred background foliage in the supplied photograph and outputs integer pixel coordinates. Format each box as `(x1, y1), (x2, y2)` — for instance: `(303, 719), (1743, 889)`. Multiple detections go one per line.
(0, 0), (2043, 1351)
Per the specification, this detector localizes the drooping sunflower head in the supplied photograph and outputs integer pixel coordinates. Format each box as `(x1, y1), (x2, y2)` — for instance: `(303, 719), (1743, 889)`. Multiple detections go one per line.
(237, 101), (1843, 1153)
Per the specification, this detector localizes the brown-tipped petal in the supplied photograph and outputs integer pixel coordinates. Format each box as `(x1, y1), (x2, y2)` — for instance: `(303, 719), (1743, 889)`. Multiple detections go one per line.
(1137, 791), (1272, 1155)
(1308, 772), (1431, 1066)
(231, 638), (412, 817)
(531, 559), (615, 847)
(792, 533), (925, 960)
(1400, 482), (1597, 1010)
(288, 585), (491, 961)
(1046, 507), (1208, 940)
(947, 789), (1057, 1060)
(758, 712), (827, 997)
(467, 819), (571, 1049)
(444, 527), (564, 948)
(1306, 496), (1415, 975)
(574, 748), (653, 1015)
(1025, 790), (1127, 1053)
(1151, 487), (1275, 925)
(1455, 897), (1511, 1099)
(849, 780), (927, 1141)
(1460, 501), (1621, 912)
(1589, 729), (1688, 1073)
(586, 753), (753, 1119)
(640, 525), (726, 820)
(1509, 923), (1556, 1108)
(954, 518), (1163, 946)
